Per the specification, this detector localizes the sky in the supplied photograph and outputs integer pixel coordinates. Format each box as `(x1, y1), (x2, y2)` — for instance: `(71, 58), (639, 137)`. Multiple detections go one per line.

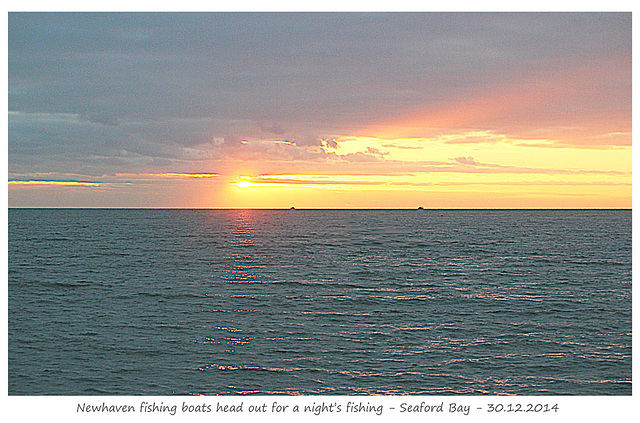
(7, 12), (631, 208)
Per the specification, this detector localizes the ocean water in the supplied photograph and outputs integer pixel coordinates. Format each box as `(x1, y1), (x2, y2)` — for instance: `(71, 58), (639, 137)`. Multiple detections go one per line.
(8, 209), (631, 395)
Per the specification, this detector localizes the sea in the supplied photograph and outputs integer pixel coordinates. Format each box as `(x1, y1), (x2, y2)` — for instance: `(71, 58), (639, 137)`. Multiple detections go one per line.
(7, 209), (632, 395)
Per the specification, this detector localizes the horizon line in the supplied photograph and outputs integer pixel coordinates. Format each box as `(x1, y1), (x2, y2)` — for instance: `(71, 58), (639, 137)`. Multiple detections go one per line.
(7, 207), (632, 211)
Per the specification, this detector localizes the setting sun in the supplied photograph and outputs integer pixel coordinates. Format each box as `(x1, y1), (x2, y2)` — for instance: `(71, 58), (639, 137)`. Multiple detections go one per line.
(235, 176), (252, 188)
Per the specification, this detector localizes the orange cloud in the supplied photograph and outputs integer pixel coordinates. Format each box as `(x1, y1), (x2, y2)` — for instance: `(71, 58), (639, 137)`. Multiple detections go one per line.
(128, 172), (220, 179)
(361, 56), (630, 148)
(157, 173), (219, 178)
(8, 180), (104, 187)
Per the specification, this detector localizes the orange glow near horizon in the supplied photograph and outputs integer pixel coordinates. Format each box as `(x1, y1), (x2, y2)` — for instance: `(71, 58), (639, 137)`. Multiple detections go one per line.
(8, 130), (632, 209)
(7, 125), (631, 209)
(221, 165), (630, 209)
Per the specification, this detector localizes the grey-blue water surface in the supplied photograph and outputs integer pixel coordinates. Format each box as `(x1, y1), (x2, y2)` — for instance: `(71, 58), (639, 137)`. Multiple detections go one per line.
(8, 209), (631, 395)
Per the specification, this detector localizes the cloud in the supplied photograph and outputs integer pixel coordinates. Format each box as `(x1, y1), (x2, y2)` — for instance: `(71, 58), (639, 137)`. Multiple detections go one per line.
(135, 172), (220, 179)
(289, 135), (324, 147)
(244, 173), (631, 188)
(8, 180), (106, 187)
(322, 137), (339, 149)
(77, 112), (121, 127)
(260, 123), (288, 135)
(381, 144), (423, 150)
(319, 158), (629, 176)
(339, 152), (383, 163)
(10, 13), (629, 140)
(444, 135), (503, 145)
(453, 156), (480, 165)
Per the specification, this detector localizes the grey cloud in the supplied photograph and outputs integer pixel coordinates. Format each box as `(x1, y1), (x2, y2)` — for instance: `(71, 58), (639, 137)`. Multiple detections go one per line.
(77, 112), (121, 127)
(10, 13), (629, 124)
(290, 135), (324, 147)
(322, 138), (339, 149)
(260, 123), (288, 135)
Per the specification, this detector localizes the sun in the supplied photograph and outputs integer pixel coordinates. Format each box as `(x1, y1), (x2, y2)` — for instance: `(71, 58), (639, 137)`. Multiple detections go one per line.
(235, 176), (252, 188)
